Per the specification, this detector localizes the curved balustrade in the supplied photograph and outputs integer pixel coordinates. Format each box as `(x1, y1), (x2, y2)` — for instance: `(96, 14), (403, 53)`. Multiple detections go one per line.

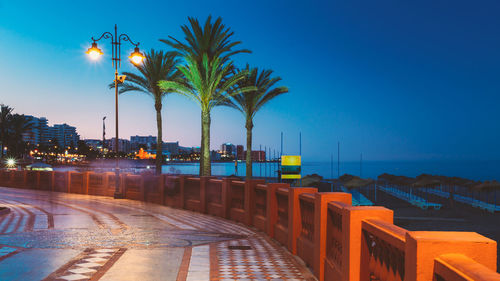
(228, 180), (246, 223)
(206, 178), (225, 217)
(362, 219), (406, 281)
(0, 170), (498, 281)
(298, 193), (316, 268)
(434, 254), (500, 281)
(275, 186), (290, 246)
(143, 174), (161, 204)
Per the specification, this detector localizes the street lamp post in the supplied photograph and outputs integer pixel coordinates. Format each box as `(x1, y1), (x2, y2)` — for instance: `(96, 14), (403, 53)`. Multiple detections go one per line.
(102, 116), (106, 155)
(87, 24), (145, 199)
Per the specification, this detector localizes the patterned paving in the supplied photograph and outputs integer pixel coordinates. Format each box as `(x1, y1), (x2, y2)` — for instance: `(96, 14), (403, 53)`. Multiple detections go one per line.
(0, 187), (315, 280)
(56, 249), (122, 281)
(212, 236), (308, 280)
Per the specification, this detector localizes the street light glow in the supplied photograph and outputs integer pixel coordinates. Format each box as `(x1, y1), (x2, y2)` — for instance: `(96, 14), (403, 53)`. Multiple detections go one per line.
(6, 158), (16, 168)
(129, 47), (145, 65)
(86, 42), (103, 60)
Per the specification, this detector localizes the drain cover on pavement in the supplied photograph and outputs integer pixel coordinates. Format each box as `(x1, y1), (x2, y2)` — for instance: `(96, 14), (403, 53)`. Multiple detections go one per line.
(228, 245), (252, 250)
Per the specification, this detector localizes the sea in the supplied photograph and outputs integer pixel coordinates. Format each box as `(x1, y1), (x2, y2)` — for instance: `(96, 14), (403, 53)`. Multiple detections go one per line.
(161, 160), (500, 181)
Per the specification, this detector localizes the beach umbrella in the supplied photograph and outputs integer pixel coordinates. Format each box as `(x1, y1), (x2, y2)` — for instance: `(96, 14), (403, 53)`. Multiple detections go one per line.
(472, 180), (500, 191)
(412, 174), (442, 188)
(343, 177), (375, 189)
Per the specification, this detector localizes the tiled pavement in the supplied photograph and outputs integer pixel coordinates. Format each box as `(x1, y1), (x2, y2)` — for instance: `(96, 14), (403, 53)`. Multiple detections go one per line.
(213, 237), (307, 280)
(0, 187), (315, 280)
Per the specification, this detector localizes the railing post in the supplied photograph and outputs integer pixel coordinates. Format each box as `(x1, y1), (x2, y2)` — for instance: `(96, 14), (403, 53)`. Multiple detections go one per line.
(313, 192), (352, 281)
(288, 187), (318, 254)
(199, 176), (211, 213)
(178, 175), (187, 209)
(405, 231), (497, 281)
(267, 183), (288, 238)
(120, 173), (127, 198)
(36, 171), (41, 190)
(338, 205), (393, 281)
(49, 171), (55, 192)
(140, 175), (145, 201)
(159, 174), (165, 205)
(67, 171), (73, 193)
(245, 179), (265, 225)
(22, 170), (27, 188)
(103, 172), (110, 195)
(221, 178), (232, 218)
(83, 172), (89, 195)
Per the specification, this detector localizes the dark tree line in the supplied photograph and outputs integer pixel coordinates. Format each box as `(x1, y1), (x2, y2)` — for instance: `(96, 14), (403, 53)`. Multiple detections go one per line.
(0, 104), (32, 159)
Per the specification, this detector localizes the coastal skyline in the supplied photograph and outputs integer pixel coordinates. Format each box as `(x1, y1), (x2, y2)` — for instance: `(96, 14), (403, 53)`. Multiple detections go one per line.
(1, 0), (499, 162)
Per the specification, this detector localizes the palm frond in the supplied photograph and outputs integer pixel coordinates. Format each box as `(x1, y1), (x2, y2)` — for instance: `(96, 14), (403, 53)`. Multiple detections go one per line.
(228, 66), (289, 121)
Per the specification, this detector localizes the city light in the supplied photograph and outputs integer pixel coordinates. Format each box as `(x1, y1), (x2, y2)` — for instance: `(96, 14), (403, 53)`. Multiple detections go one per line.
(129, 47), (145, 65)
(5, 158), (16, 168)
(86, 42), (103, 60)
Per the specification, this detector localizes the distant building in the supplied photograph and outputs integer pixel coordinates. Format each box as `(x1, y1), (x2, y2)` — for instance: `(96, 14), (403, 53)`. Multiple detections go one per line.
(162, 141), (179, 155)
(244, 150), (265, 161)
(211, 150), (221, 161)
(51, 123), (80, 148)
(130, 135), (156, 150)
(178, 146), (193, 154)
(236, 145), (244, 160)
(107, 138), (131, 153)
(84, 139), (102, 150)
(221, 143), (236, 157)
(22, 115), (49, 146)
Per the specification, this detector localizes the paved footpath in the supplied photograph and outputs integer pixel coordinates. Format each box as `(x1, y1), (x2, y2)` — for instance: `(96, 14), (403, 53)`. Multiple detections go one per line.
(0, 187), (315, 281)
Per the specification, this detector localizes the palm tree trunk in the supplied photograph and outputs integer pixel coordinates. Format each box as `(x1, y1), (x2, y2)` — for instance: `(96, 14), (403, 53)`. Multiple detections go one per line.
(201, 110), (211, 176)
(199, 111), (204, 175)
(245, 119), (253, 179)
(155, 101), (163, 175)
(1, 127), (4, 158)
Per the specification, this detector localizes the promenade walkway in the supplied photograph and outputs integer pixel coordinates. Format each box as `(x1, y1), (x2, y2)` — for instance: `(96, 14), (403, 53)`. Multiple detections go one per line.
(0, 187), (314, 281)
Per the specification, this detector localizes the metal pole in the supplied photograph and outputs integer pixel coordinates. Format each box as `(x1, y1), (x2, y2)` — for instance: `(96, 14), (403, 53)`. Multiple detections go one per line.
(299, 132), (301, 156)
(102, 116), (106, 155)
(274, 149), (276, 180)
(360, 153), (362, 177)
(265, 146), (267, 179)
(113, 24), (121, 198)
(280, 132), (283, 156)
(337, 142), (340, 178)
(89, 24), (141, 198)
(330, 153), (333, 192)
(279, 133), (283, 183)
(259, 144), (262, 178)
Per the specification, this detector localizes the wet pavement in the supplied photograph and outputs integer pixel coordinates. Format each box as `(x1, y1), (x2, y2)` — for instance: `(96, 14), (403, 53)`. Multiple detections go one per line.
(0, 187), (314, 280)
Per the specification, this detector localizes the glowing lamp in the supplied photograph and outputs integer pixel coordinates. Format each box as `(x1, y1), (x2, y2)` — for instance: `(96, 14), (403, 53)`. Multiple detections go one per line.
(86, 42), (103, 60)
(6, 158), (16, 168)
(129, 47), (145, 65)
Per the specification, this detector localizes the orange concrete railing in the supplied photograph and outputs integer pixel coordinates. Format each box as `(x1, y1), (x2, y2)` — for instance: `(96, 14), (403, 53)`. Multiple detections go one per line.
(274, 185), (290, 246)
(183, 177), (203, 212)
(205, 178), (227, 218)
(0, 170), (499, 281)
(163, 175), (182, 209)
(228, 180), (246, 223)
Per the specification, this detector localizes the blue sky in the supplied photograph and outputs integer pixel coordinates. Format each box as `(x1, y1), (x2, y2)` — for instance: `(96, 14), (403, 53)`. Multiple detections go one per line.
(0, 0), (499, 161)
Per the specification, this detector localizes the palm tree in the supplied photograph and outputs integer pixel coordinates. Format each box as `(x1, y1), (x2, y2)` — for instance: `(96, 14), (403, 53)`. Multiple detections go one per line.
(0, 105), (13, 158)
(7, 114), (32, 157)
(111, 50), (180, 174)
(224, 65), (288, 178)
(159, 16), (251, 176)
